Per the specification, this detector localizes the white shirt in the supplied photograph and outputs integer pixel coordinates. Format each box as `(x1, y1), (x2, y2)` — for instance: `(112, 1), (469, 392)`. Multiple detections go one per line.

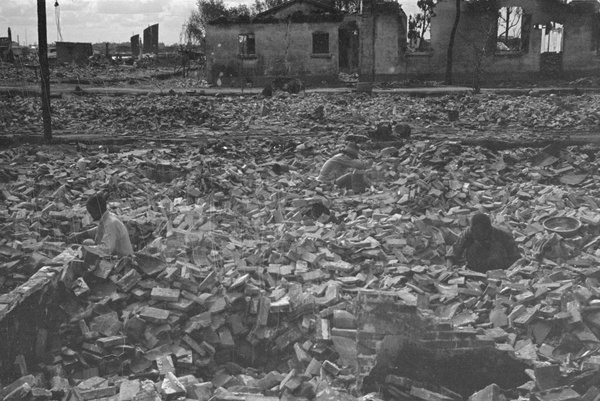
(85, 211), (134, 257)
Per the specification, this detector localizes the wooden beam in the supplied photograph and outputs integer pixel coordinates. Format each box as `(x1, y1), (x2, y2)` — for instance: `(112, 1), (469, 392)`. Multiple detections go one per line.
(37, 0), (52, 141)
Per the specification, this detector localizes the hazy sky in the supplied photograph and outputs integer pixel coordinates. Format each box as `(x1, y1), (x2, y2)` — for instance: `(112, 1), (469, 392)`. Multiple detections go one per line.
(0, 0), (199, 46)
(0, 0), (419, 47)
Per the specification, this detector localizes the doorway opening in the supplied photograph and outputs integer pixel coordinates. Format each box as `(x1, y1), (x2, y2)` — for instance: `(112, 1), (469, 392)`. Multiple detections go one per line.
(338, 21), (359, 73)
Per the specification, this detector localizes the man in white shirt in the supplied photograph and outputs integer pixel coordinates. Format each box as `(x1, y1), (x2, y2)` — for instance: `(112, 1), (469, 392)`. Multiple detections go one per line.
(68, 193), (134, 257)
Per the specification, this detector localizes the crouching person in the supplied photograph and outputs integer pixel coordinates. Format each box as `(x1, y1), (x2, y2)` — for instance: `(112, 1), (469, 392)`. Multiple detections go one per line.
(68, 192), (134, 258)
(317, 142), (370, 192)
(446, 213), (520, 273)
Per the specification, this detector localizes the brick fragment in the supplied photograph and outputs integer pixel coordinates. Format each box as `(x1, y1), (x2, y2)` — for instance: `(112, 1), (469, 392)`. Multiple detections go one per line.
(96, 335), (127, 348)
(255, 371), (283, 391)
(116, 269), (142, 292)
(151, 287), (180, 302)
(139, 306), (170, 324)
(162, 372), (186, 399)
(535, 364), (561, 391)
(119, 379), (141, 401)
(410, 386), (453, 401)
(469, 383), (506, 401)
(79, 386), (117, 401)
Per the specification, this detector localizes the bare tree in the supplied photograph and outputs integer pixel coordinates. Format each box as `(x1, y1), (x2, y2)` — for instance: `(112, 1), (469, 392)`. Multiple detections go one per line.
(460, 0), (498, 92)
(497, 6), (522, 49)
(444, 0), (460, 84)
(445, 0), (499, 87)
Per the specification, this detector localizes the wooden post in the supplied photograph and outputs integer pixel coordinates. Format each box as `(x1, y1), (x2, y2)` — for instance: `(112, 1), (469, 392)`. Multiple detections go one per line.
(37, 0), (52, 141)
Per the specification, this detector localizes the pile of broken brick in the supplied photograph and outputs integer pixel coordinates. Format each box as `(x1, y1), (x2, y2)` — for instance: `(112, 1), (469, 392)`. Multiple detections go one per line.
(3, 137), (600, 401)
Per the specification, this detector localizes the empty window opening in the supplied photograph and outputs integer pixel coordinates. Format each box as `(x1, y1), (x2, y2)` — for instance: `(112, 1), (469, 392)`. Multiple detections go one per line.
(540, 22), (563, 53)
(537, 21), (563, 76)
(239, 34), (255, 55)
(406, 0), (436, 52)
(497, 6), (530, 52)
(313, 32), (330, 54)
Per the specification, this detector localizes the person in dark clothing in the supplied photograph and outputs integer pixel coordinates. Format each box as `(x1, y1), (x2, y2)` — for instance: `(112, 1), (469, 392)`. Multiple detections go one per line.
(447, 213), (520, 273)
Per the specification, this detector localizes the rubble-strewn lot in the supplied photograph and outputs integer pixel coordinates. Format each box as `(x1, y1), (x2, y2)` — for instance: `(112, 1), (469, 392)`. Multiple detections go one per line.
(3, 84), (600, 401)
(2, 91), (600, 137)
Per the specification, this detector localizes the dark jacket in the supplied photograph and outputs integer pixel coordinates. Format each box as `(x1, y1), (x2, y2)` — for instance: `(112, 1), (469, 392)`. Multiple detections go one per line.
(448, 226), (520, 272)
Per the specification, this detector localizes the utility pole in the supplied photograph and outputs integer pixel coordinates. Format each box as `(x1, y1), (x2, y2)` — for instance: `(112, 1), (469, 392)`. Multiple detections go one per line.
(37, 0), (52, 141)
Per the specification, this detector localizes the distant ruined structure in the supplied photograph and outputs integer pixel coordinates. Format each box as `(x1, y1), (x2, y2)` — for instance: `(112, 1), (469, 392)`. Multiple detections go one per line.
(205, 0), (600, 86)
(55, 42), (93, 64)
(143, 24), (159, 55)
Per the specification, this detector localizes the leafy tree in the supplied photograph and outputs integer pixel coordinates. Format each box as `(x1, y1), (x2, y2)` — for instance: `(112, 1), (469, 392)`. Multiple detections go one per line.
(253, 0), (287, 13)
(199, 0), (230, 22)
(408, 0), (436, 51)
(180, 0), (358, 52)
(229, 4), (253, 18)
(181, 0), (275, 49)
(181, 9), (204, 48)
(180, 0), (228, 47)
(329, 0), (360, 13)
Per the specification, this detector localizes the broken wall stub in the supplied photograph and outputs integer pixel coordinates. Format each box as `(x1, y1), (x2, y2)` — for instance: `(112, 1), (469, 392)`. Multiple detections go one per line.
(353, 290), (529, 397)
(354, 290), (425, 389)
(143, 24), (159, 55)
(0, 267), (62, 384)
(0, 249), (78, 384)
(360, 1), (406, 81)
(56, 42), (93, 64)
(131, 34), (141, 59)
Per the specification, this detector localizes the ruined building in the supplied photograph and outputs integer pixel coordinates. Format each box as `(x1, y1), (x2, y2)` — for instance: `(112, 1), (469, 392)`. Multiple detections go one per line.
(205, 0), (600, 86)
(55, 42), (93, 64)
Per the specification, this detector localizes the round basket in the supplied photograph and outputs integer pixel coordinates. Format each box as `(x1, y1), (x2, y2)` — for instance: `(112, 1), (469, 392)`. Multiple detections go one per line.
(543, 216), (582, 238)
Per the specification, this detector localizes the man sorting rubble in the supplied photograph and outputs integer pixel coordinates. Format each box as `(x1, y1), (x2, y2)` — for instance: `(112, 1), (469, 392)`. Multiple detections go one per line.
(446, 213), (520, 273)
(68, 192), (134, 257)
(317, 142), (369, 191)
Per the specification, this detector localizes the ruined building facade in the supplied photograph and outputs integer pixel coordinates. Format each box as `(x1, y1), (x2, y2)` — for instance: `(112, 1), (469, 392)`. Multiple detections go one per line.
(205, 0), (600, 86)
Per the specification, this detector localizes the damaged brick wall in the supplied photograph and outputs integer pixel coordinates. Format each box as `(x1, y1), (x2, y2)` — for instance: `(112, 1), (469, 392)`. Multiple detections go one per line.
(352, 291), (530, 398)
(0, 249), (78, 386)
(402, 0), (600, 83)
(206, 21), (340, 87)
(205, 0), (600, 85)
(56, 42), (93, 64)
(354, 290), (425, 388)
(0, 265), (64, 385)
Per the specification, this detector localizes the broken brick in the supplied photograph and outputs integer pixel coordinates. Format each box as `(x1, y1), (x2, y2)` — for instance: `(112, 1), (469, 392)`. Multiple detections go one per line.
(139, 306), (170, 324)
(151, 287), (181, 302)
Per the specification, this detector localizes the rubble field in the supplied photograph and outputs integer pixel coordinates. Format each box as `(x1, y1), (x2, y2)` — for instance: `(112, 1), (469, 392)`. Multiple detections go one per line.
(2, 87), (600, 401)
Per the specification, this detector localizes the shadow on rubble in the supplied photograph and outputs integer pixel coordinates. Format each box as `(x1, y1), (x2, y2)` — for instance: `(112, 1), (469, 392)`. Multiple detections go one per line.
(363, 344), (530, 399)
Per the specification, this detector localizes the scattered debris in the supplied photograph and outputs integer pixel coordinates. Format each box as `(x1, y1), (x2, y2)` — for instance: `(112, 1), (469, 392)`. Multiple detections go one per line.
(3, 88), (600, 401)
